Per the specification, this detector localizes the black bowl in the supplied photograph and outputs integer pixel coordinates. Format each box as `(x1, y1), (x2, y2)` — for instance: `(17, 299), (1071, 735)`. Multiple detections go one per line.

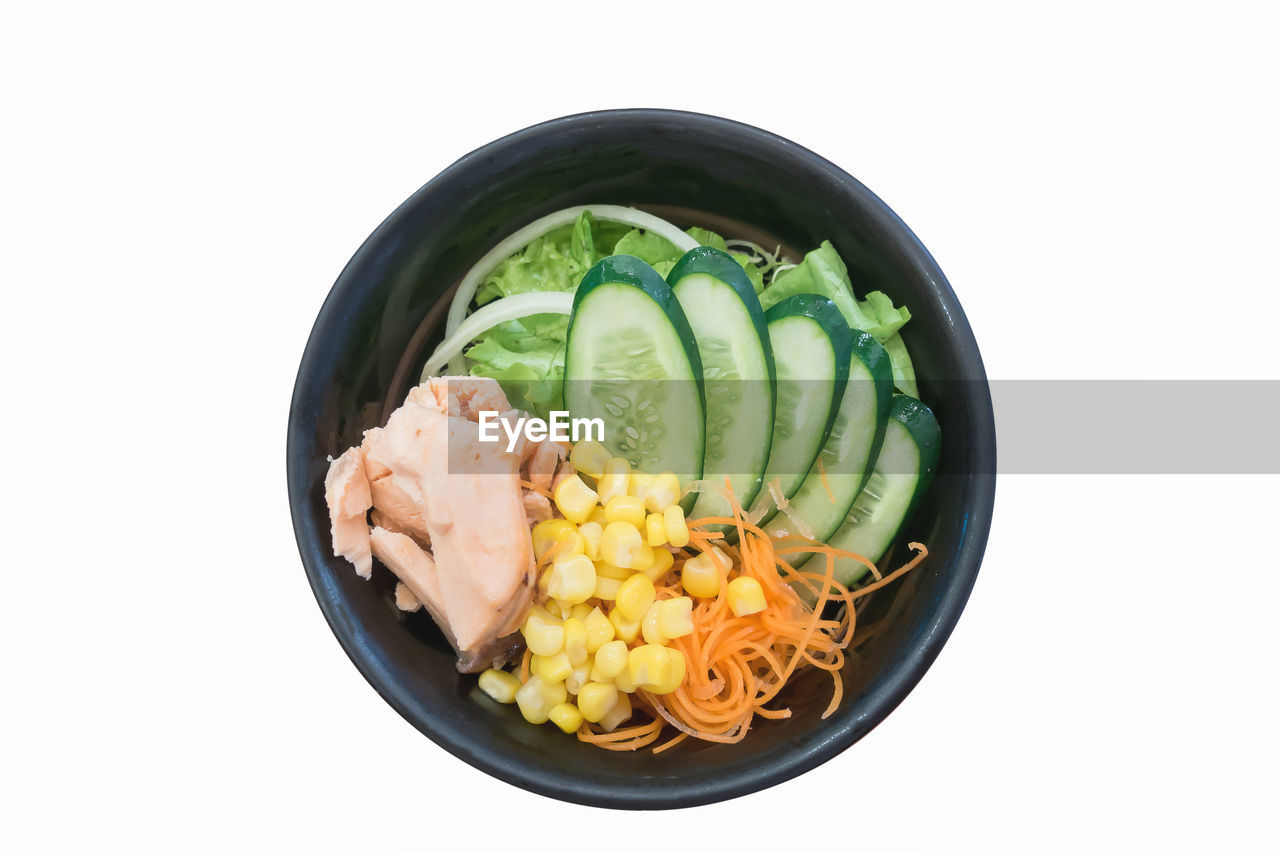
(287, 109), (996, 808)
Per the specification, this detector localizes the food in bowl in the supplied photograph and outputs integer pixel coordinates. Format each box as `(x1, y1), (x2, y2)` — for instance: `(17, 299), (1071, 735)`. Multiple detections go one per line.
(323, 204), (939, 752)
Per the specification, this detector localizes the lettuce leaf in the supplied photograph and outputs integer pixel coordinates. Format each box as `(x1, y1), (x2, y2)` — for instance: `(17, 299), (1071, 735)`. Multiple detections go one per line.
(760, 239), (917, 391)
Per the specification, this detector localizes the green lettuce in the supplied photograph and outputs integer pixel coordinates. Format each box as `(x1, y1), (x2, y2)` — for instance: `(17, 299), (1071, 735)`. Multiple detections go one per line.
(760, 240), (917, 392)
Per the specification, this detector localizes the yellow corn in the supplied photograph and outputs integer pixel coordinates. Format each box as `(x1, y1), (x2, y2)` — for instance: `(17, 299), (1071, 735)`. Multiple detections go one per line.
(531, 519), (583, 562)
(598, 691), (633, 732)
(650, 647), (686, 694)
(547, 553), (596, 605)
(641, 547), (675, 584)
(600, 521), (642, 568)
(663, 504), (689, 547)
(681, 551), (720, 598)
(615, 573), (656, 622)
(570, 602), (593, 622)
(521, 606), (565, 656)
(596, 457), (631, 505)
(548, 702), (583, 734)
(658, 597), (694, 639)
(708, 546), (732, 570)
(593, 574), (622, 601)
(478, 669), (520, 704)
(594, 560), (631, 580)
(578, 521), (603, 561)
(515, 676), (568, 724)
(612, 665), (637, 693)
(604, 494), (646, 529)
(628, 644), (673, 692)
(629, 471), (654, 500)
(608, 607), (641, 644)
(587, 506), (608, 526)
(727, 576), (766, 617)
(645, 512), (668, 547)
(643, 472), (681, 513)
(553, 475), (599, 524)
(537, 566), (552, 595)
(568, 439), (610, 479)
(630, 543), (655, 573)
(531, 651), (572, 684)
(543, 597), (564, 619)
(589, 639), (629, 681)
(577, 681), (619, 723)
(565, 661), (591, 695)
(641, 601), (666, 645)
(583, 606), (614, 652)
(563, 618), (588, 666)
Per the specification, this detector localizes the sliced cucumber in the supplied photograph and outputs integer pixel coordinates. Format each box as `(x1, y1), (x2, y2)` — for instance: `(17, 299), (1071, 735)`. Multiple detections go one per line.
(765, 330), (893, 560)
(749, 294), (852, 527)
(668, 247), (776, 525)
(564, 255), (706, 489)
(825, 394), (940, 587)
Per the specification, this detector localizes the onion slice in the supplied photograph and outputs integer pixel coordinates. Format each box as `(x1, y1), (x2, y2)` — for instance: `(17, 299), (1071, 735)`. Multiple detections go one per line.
(443, 205), (699, 374)
(421, 291), (573, 379)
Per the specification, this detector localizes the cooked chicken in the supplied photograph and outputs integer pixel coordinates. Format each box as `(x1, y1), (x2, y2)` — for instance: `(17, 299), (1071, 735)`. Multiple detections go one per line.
(324, 447), (372, 579)
(324, 376), (562, 673)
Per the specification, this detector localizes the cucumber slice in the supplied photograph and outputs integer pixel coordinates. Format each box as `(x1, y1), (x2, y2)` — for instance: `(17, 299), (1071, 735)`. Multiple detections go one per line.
(825, 394), (940, 587)
(564, 255), (706, 489)
(668, 247), (776, 524)
(750, 295), (852, 527)
(764, 330), (893, 560)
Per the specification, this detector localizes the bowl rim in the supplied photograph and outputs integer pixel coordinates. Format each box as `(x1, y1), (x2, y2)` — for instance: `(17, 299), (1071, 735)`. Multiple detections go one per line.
(287, 107), (996, 809)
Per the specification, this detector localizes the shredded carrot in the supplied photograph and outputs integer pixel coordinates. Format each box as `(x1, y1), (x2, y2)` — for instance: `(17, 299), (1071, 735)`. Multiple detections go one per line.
(599, 477), (929, 753)
(519, 478), (553, 499)
(817, 457), (835, 504)
(519, 647), (531, 684)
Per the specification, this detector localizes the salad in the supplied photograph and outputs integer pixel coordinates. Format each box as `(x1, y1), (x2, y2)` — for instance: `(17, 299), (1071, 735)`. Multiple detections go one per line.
(324, 205), (939, 751)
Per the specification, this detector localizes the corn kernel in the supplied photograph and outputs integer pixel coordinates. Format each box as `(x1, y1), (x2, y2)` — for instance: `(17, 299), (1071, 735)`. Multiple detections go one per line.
(515, 676), (567, 724)
(578, 521), (603, 561)
(645, 513), (668, 547)
(570, 603), (593, 622)
(598, 692), (633, 732)
(600, 521), (642, 568)
(593, 575), (622, 601)
(587, 506), (608, 526)
(663, 504), (689, 547)
(641, 547), (676, 584)
(615, 573), (655, 622)
(658, 597), (694, 639)
(604, 494), (646, 528)
(548, 702), (583, 734)
(553, 475), (599, 524)
(532, 519), (581, 561)
(596, 457), (632, 505)
(583, 607), (614, 652)
(594, 560), (630, 580)
(521, 606), (565, 656)
(568, 439), (611, 479)
(630, 543), (655, 572)
(641, 601), (666, 645)
(681, 552), (721, 598)
(477, 669), (520, 704)
(613, 665), (637, 693)
(577, 681), (619, 723)
(531, 651), (572, 684)
(544, 597), (565, 619)
(708, 546), (733, 570)
(727, 576), (766, 617)
(565, 661), (591, 695)
(547, 553), (596, 605)
(644, 472), (681, 513)
(589, 640), (629, 681)
(608, 607), (641, 643)
(649, 647), (687, 695)
(537, 566), (552, 595)
(563, 618), (588, 666)
(629, 471), (654, 499)
(629, 644), (673, 691)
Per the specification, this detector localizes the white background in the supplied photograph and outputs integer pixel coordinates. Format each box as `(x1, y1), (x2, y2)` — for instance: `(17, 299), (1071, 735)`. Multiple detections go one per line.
(3, 1), (1277, 850)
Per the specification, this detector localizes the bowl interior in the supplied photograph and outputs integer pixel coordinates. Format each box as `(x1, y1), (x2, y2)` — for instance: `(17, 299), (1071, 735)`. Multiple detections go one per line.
(288, 111), (995, 808)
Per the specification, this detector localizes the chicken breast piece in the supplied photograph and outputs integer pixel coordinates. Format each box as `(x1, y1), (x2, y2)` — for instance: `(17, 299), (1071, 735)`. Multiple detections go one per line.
(324, 447), (372, 579)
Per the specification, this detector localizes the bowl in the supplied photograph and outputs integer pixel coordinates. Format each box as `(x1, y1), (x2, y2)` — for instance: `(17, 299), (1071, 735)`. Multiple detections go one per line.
(287, 109), (996, 808)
